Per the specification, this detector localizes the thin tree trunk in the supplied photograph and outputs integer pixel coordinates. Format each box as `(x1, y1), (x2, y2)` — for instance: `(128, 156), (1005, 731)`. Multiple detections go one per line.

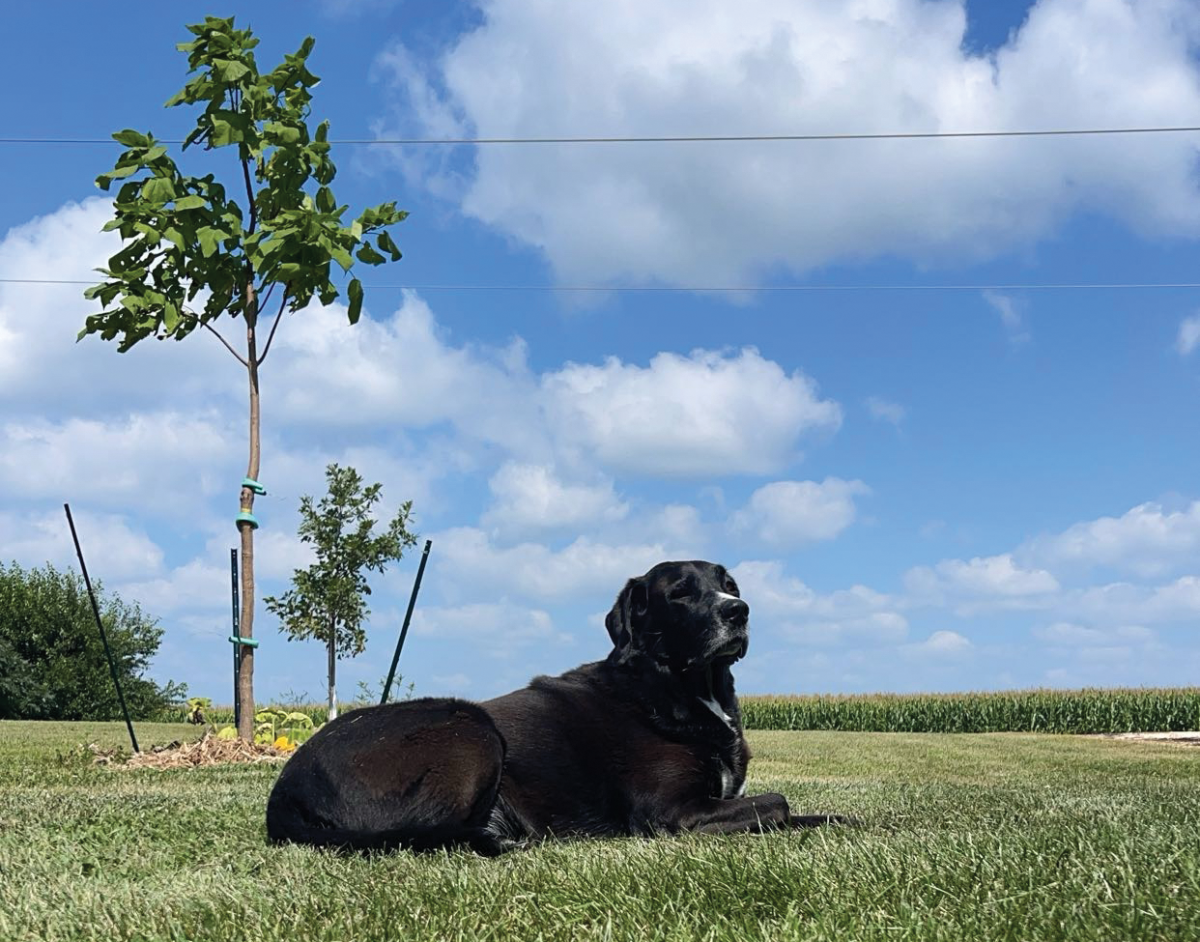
(236, 283), (260, 741)
(327, 617), (338, 721)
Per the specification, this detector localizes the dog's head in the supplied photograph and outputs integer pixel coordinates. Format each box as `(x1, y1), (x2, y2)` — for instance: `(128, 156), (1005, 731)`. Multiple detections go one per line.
(605, 560), (749, 671)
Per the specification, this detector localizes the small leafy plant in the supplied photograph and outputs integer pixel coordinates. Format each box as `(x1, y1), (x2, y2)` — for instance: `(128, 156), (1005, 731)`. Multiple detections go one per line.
(253, 708), (317, 749)
(185, 697), (212, 725)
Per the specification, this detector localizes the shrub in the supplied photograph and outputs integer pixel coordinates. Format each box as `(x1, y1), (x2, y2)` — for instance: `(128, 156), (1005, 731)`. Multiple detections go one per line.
(0, 561), (185, 720)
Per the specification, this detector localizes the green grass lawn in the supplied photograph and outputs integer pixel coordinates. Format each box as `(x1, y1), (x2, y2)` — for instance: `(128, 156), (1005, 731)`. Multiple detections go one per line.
(1, 721), (1198, 941)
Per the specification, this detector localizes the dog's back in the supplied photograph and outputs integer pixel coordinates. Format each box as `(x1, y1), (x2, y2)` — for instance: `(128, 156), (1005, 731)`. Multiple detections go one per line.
(266, 698), (506, 854)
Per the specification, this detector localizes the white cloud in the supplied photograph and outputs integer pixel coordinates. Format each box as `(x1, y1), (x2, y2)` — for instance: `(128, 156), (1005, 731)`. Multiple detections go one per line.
(4, 203), (846, 484)
(1068, 575), (1200, 626)
(115, 559), (229, 617)
(733, 560), (897, 618)
(544, 348), (840, 476)
(272, 292), (546, 454)
(731, 560), (907, 646)
(1034, 621), (1155, 646)
(982, 290), (1030, 345)
(792, 611), (910, 647)
(906, 629), (972, 656)
(379, 0), (1200, 284)
(430, 527), (689, 605)
(411, 601), (568, 655)
(1021, 500), (1200, 578)
(730, 478), (868, 547)
(0, 199), (234, 414)
(646, 504), (708, 547)
(905, 553), (1060, 601)
(0, 509), (163, 581)
(481, 463), (628, 538)
(0, 413), (232, 513)
(1176, 314), (1200, 355)
(865, 396), (906, 427)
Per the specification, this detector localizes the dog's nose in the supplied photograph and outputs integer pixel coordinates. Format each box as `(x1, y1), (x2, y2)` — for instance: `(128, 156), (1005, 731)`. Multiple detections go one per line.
(720, 597), (749, 627)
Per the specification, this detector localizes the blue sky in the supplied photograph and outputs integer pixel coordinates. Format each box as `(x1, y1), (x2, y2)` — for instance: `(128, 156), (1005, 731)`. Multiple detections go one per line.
(3, 0), (1200, 705)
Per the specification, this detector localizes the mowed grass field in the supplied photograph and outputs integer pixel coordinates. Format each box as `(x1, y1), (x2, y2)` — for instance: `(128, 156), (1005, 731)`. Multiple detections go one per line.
(1, 721), (1199, 942)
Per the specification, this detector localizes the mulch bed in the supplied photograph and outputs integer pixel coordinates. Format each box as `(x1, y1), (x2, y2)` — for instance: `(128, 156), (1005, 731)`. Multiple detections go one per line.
(91, 731), (291, 770)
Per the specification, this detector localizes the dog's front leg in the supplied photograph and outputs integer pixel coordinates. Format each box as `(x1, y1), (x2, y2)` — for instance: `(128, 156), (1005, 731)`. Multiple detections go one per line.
(671, 792), (793, 835)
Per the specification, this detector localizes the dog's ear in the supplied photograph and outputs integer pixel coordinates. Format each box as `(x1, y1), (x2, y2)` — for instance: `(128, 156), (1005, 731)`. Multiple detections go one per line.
(606, 576), (649, 654)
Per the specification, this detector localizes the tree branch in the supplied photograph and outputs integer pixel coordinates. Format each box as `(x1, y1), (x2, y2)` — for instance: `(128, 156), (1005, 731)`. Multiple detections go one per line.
(242, 156), (258, 235)
(257, 287), (291, 366)
(201, 319), (250, 368)
(232, 87), (258, 236)
(258, 280), (277, 315)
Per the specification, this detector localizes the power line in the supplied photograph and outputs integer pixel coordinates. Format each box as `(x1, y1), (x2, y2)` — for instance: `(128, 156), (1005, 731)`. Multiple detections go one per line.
(5, 277), (1200, 293)
(3, 125), (1200, 147)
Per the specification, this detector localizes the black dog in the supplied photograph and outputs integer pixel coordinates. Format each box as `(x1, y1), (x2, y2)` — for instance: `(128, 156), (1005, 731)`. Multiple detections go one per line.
(266, 560), (849, 854)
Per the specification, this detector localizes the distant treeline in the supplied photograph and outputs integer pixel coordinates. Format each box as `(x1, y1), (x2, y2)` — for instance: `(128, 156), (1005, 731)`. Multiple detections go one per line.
(739, 687), (1200, 734)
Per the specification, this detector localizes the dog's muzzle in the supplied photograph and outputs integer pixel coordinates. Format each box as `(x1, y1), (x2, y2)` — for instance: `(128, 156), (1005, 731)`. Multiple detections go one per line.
(709, 597), (750, 661)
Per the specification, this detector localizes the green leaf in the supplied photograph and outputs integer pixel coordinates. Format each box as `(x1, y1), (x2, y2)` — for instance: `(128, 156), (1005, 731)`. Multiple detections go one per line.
(315, 187), (335, 214)
(142, 177), (176, 203)
(173, 194), (207, 211)
(376, 230), (402, 261)
(329, 245), (354, 273)
(265, 121), (302, 144)
(96, 164), (141, 189)
(112, 129), (149, 147)
(355, 243), (385, 265)
(196, 227), (222, 258)
(346, 278), (363, 325)
(212, 58), (251, 83)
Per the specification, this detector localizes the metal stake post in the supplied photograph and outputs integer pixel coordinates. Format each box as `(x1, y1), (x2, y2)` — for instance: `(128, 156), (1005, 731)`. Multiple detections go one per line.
(230, 549), (240, 732)
(63, 503), (139, 753)
(382, 540), (432, 705)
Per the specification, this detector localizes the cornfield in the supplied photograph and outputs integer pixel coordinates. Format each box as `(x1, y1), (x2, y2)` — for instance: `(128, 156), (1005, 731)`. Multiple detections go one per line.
(740, 687), (1200, 733)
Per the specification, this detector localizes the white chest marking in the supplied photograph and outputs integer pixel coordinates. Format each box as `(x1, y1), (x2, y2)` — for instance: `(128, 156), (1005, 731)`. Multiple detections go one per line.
(716, 761), (746, 799)
(700, 696), (732, 726)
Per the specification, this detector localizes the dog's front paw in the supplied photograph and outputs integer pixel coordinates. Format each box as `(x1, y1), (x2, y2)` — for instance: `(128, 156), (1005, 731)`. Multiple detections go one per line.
(789, 813), (860, 828)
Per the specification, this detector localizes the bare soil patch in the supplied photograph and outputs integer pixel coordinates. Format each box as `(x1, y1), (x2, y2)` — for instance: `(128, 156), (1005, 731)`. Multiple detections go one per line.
(1095, 731), (1200, 747)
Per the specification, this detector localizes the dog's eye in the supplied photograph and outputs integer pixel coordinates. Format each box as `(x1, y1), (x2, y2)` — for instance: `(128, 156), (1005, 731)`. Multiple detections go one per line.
(666, 583), (692, 602)
(724, 577), (739, 596)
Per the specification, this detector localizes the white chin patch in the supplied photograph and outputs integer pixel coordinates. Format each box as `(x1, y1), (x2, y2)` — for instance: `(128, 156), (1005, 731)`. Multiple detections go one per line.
(716, 592), (739, 602)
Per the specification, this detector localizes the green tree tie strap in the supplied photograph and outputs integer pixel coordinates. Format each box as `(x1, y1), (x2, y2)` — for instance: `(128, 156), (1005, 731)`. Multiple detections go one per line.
(228, 635), (259, 648)
(235, 509), (259, 529)
(242, 477), (267, 495)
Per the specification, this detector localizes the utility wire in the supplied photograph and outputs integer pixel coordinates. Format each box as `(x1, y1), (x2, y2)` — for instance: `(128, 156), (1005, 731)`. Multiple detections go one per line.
(6, 277), (1200, 293)
(3, 125), (1200, 146)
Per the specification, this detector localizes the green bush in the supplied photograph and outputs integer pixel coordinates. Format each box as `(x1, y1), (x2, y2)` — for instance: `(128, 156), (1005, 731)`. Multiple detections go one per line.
(0, 561), (186, 720)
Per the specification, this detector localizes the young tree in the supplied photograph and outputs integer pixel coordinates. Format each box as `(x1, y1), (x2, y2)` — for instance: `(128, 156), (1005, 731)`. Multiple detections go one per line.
(80, 17), (407, 738)
(264, 464), (416, 720)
